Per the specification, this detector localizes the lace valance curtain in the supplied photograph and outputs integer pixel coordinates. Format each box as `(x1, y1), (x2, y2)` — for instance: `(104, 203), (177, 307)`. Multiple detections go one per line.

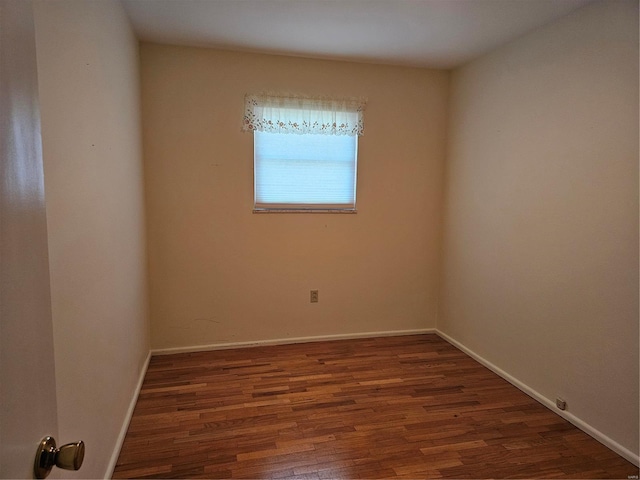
(242, 93), (366, 136)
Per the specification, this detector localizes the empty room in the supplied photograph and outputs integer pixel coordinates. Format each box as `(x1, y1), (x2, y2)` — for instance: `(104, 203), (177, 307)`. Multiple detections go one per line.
(1, 0), (638, 478)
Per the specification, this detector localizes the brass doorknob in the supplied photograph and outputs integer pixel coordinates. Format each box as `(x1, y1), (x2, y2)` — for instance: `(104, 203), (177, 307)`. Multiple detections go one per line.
(34, 436), (85, 479)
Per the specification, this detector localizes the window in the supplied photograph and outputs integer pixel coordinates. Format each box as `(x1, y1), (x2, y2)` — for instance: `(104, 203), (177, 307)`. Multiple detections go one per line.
(243, 93), (366, 212)
(254, 131), (357, 210)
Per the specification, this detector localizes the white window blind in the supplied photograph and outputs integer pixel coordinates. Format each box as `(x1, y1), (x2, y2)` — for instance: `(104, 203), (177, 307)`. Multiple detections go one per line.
(254, 130), (357, 209)
(243, 93), (366, 211)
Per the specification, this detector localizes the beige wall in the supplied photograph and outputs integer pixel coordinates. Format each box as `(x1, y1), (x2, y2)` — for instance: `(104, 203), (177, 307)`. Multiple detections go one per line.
(33, 0), (150, 477)
(441, 0), (639, 459)
(141, 45), (449, 350)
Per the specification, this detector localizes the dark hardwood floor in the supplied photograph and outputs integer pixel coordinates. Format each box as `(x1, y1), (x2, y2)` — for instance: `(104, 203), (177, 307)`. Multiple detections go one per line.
(113, 334), (638, 479)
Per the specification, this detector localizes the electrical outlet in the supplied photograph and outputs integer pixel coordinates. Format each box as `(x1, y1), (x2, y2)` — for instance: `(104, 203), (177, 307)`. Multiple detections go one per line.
(310, 290), (319, 303)
(556, 397), (567, 410)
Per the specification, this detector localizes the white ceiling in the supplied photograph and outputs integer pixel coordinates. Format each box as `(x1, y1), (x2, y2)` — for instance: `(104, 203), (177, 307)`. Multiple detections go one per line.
(122, 0), (594, 69)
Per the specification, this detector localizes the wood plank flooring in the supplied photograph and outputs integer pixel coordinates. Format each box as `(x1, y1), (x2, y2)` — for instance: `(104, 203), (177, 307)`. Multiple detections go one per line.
(113, 334), (638, 479)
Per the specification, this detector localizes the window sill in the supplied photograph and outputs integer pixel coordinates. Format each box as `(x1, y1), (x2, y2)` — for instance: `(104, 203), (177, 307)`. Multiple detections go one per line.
(253, 208), (357, 214)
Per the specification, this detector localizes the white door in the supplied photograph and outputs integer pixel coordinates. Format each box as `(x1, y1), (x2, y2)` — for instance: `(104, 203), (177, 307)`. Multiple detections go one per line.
(0, 1), (59, 478)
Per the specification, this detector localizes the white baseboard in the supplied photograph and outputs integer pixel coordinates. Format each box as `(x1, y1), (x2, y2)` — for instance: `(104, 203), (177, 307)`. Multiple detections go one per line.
(151, 328), (436, 356)
(105, 351), (151, 479)
(435, 329), (640, 467)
